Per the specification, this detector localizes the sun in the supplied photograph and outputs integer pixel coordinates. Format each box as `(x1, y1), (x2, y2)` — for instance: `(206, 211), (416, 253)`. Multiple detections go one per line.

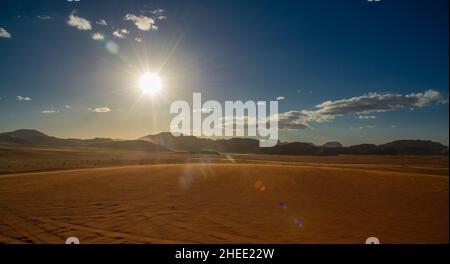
(138, 72), (162, 95)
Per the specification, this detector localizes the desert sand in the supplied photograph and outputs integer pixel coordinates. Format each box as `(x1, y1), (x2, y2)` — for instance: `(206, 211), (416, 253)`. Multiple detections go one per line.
(0, 154), (448, 244)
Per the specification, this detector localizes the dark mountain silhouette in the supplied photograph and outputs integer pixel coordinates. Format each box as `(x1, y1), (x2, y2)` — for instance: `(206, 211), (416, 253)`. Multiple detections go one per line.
(0, 129), (167, 152)
(89, 140), (168, 152)
(215, 138), (260, 153)
(322, 141), (343, 148)
(140, 132), (216, 152)
(0, 129), (80, 146)
(1, 129), (448, 156)
(0, 129), (47, 139)
(342, 144), (397, 155)
(140, 132), (260, 153)
(260, 142), (319, 155)
(0, 134), (30, 145)
(380, 140), (449, 155)
(141, 132), (448, 156)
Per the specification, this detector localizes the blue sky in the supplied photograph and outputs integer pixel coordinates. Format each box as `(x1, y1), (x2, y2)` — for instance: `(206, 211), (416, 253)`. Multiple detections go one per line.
(0, 0), (448, 145)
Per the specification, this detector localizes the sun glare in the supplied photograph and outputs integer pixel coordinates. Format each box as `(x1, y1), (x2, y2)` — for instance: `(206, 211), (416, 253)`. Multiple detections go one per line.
(138, 72), (162, 95)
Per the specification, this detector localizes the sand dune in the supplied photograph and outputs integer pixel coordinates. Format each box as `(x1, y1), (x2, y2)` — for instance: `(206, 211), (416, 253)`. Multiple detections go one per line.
(0, 162), (447, 244)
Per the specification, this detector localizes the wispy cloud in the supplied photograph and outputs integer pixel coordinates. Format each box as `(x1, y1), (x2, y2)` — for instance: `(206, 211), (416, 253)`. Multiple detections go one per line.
(65, 105), (72, 109)
(278, 111), (310, 130)
(358, 115), (376, 120)
(350, 125), (376, 130)
(277, 90), (447, 130)
(67, 12), (92, 31)
(312, 90), (445, 118)
(152, 9), (167, 21)
(0, 27), (11, 38)
(276, 96), (285, 101)
(113, 29), (129, 39)
(17, 96), (31, 101)
(36, 15), (52, 20)
(152, 8), (165, 16)
(96, 19), (108, 26)
(89, 107), (111, 113)
(40, 109), (59, 114)
(124, 14), (156, 31)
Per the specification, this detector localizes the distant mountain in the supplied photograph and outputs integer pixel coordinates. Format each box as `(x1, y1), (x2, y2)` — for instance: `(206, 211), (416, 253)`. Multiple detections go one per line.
(380, 140), (449, 155)
(322, 141), (343, 148)
(0, 134), (30, 145)
(141, 134), (343, 155)
(0, 129), (48, 139)
(338, 140), (449, 155)
(1, 129), (448, 156)
(0, 129), (168, 152)
(140, 132), (259, 153)
(142, 133), (448, 156)
(89, 139), (168, 152)
(215, 138), (260, 153)
(0, 129), (84, 147)
(342, 144), (397, 155)
(141, 132), (216, 152)
(261, 142), (319, 155)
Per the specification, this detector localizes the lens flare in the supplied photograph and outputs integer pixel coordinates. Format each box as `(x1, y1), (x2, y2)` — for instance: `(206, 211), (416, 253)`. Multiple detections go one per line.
(294, 218), (302, 228)
(105, 41), (119, 54)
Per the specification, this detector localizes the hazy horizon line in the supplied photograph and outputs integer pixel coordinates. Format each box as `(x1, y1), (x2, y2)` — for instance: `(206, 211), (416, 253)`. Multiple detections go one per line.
(1, 128), (448, 147)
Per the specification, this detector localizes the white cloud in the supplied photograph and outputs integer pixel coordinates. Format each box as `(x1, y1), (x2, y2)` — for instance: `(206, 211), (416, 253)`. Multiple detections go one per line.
(407, 89), (443, 107)
(113, 31), (123, 38)
(0, 27), (11, 38)
(135, 37), (142, 42)
(113, 29), (129, 39)
(67, 12), (92, 31)
(150, 9), (167, 21)
(89, 107), (111, 113)
(17, 96), (31, 101)
(218, 115), (259, 131)
(152, 8), (165, 16)
(278, 111), (311, 130)
(36, 15), (52, 20)
(40, 109), (59, 114)
(65, 105), (72, 109)
(91, 32), (104, 41)
(276, 89), (447, 130)
(350, 125), (376, 130)
(358, 115), (376, 120)
(313, 90), (445, 119)
(96, 19), (108, 26)
(276, 96), (285, 101)
(124, 14), (156, 31)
